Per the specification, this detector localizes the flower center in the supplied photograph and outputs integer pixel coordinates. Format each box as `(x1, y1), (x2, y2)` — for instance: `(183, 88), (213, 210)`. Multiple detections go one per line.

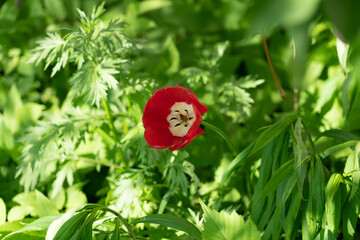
(167, 102), (196, 137)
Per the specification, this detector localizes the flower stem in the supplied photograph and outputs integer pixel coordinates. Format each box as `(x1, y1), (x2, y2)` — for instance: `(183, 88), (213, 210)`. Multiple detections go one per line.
(261, 32), (286, 100)
(65, 156), (123, 170)
(102, 97), (118, 140)
(202, 121), (238, 155)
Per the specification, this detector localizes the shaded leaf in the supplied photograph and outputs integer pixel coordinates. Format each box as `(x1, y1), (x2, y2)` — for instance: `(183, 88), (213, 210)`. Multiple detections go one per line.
(132, 214), (201, 239)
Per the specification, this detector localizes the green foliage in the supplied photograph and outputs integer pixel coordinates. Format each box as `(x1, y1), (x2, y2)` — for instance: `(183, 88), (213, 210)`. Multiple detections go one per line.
(1, 0), (360, 239)
(200, 200), (260, 240)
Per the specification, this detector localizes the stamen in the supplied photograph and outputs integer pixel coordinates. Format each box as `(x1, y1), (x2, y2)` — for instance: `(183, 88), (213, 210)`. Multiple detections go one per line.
(180, 114), (188, 122)
(167, 102), (196, 137)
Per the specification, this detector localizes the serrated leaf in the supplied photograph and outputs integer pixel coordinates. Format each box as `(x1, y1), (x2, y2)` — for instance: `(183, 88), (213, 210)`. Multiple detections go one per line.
(132, 214), (201, 239)
(199, 199), (260, 240)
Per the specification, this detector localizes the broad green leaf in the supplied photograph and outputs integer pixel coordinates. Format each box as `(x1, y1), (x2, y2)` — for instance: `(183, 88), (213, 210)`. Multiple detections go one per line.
(336, 37), (349, 73)
(323, 173), (342, 236)
(110, 217), (120, 240)
(274, 174), (297, 217)
(343, 142), (360, 200)
(256, 159), (294, 203)
(250, 112), (297, 155)
(321, 129), (360, 142)
(342, 198), (358, 240)
(305, 157), (325, 239)
(251, 130), (291, 230)
(0, 115), (14, 150)
(66, 187), (87, 211)
(342, 74), (352, 116)
(132, 214), (201, 239)
(292, 118), (308, 197)
(161, 36), (179, 75)
(0, 197), (6, 225)
(285, 191), (301, 240)
(199, 200), (260, 240)
(319, 141), (358, 159)
(313, 74), (343, 113)
(221, 140), (255, 184)
(7, 206), (30, 222)
(53, 210), (91, 240)
(3, 85), (23, 133)
(3, 216), (59, 240)
(35, 190), (59, 217)
(137, 0), (172, 14)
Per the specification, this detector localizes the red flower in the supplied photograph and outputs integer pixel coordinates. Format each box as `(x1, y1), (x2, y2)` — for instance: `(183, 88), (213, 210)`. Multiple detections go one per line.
(142, 84), (209, 151)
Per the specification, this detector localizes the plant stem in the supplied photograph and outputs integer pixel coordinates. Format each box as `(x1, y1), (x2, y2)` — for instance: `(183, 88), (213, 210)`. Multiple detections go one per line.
(201, 121), (238, 155)
(102, 97), (118, 140)
(261, 32), (286, 100)
(86, 204), (136, 239)
(103, 207), (137, 240)
(65, 156), (123, 170)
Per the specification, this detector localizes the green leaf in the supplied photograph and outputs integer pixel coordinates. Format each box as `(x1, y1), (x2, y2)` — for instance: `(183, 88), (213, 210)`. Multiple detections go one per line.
(111, 217), (120, 240)
(292, 118), (308, 197)
(256, 159), (294, 203)
(305, 157), (325, 238)
(132, 214), (201, 239)
(161, 36), (179, 75)
(250, 112), (297, 155)
(321, 129), (360, 142)
(343, 142), (360, 200)
(221, 140), (255, 184)
(0, 197), (6, 225)
(53, 210), (91, 240)
(313, 74), (343, 113)
(199, 199), (260, 240)
(319, 141), (358, 159)
(323, 173), (342, 236)
(35, 190), (59, 217)
(285, 190), (301, 240)
(3, 216), (59, 240)
(137, 0), (172, 14)
(336, 37), (349, 73)
(342, 74), (352, 116)
(342, 198), (358, 240)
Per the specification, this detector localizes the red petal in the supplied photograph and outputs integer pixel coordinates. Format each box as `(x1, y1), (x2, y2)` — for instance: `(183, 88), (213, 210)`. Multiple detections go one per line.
(143, 105), (170, 129)
(169, 127), (205, 151)
(176, 84), (209, 114)
(144, 127), (182, 149)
